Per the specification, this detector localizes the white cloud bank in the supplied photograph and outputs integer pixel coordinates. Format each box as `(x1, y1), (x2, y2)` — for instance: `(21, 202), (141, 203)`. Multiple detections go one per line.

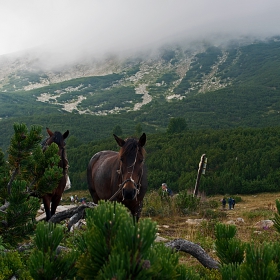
(1, 0), (280, 62)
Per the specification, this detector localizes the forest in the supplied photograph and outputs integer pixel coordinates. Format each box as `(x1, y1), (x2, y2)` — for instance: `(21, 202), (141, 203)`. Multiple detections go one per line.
(61, 125), (280, 195)
(1, 122), (280, 196)
(1, 38), (280, 196)
(2, 123), (280, 279)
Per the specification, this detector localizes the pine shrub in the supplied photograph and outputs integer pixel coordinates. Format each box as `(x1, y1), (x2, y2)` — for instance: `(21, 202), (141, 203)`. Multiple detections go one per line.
(76, 200), (188, 279)
(28, 222), (78, 280)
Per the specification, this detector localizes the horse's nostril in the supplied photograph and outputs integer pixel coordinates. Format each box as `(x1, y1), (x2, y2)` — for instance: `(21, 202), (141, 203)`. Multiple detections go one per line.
(123, 188), (137, 200)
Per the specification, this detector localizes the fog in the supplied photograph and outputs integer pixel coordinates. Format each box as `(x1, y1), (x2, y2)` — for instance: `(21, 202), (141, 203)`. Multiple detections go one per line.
(1, 0), (280, 65)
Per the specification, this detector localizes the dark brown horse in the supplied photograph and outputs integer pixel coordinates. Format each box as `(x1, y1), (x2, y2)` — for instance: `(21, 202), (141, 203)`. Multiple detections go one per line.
(42, 127), (69, 221)
(87, 133), (147, 220)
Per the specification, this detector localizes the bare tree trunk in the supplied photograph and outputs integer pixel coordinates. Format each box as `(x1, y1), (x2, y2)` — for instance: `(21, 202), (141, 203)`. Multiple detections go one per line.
(193, 154), (207, 196)
(166, 238), (219, 270)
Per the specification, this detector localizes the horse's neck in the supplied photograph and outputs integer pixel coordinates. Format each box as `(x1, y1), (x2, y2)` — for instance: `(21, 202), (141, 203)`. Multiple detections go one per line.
(59, 148), (68, 174)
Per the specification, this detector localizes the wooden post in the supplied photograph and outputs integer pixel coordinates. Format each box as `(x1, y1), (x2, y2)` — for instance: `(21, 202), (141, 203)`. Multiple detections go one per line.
(193, 154), (207, 197)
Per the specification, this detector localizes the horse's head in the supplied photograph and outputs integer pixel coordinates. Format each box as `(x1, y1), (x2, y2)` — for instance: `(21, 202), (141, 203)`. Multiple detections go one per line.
(44, 128), (69, 171)
(45, 127), (69, 150)
(114, 133), (146, 201)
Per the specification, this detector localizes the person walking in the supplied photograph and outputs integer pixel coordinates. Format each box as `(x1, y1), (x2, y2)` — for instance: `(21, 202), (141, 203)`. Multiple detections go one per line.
(222, 198), (227, 209)
(228, 197), (233, 210)
(232, 198), (235, 209)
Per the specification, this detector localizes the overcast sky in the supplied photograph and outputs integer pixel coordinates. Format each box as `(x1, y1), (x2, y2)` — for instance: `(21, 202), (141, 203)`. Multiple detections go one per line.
(1, 0), (280, 61)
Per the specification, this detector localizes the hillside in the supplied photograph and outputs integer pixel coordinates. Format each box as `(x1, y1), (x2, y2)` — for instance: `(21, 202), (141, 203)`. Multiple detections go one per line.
(0, 36), (280, 151)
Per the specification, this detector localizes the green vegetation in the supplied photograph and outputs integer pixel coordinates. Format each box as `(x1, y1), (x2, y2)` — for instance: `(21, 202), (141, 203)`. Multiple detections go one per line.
(2, 126), (280, 278)
(65, 126), (280, 195)
(0, 123), (64, 246)
(2, 37), (280, 279)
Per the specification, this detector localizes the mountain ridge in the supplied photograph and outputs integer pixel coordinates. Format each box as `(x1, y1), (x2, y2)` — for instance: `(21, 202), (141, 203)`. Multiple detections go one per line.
(1, 36), (280, 150)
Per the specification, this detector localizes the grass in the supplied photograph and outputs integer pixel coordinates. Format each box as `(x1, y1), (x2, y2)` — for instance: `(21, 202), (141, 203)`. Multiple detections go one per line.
(61, 189), (280, 240)
(60, 189), (280, 268)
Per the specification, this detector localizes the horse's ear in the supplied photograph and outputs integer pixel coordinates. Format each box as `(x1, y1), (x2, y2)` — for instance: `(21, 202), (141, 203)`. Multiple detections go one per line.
(63, 130), (69, 139)
(46, 127), (54, 137)
(138, 133), (146, 147)
(113, 134), (125, 147)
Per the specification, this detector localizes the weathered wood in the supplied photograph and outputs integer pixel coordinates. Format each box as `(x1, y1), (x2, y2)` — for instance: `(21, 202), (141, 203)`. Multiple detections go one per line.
(0, 201), (10, 211)
(67, 212), (83, 231)
(13, 237), (220, 270)
(48, 202), (97, 224)
(166, 238), (219, 270)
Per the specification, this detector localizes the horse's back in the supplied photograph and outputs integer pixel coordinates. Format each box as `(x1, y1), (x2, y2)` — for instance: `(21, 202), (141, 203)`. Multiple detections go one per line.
(87, 150), (118, 202)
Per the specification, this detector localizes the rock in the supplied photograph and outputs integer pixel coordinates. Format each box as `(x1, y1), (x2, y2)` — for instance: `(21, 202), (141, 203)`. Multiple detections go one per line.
(155, 235), (168, 242)
(236, 217), (245, 223)
(254, 219), (274, 229)
(185, 218), (206, 225)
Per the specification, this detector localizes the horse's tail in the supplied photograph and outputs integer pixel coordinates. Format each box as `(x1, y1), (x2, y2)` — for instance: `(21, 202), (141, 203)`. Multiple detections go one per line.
(87, 158), (93, 189)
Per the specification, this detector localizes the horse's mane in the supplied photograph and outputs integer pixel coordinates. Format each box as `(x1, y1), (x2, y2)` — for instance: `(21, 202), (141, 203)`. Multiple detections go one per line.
(120, 138), (146, 157)
(52, 131), (65, 146)
(41, 131), (68, 174)
(41, 137), (49, 148)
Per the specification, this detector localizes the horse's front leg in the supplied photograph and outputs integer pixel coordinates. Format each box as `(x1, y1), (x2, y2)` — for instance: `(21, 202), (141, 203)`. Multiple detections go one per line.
(43, 196), (52, 221)
(51, 194), (62, 218)
(129, 200), (143, 222)
(136, 200), (144, 222)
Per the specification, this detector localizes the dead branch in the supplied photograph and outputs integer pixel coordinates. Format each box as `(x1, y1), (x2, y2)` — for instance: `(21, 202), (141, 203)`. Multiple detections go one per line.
(48, 202), (97, 224)
(165, 238), (219, 270)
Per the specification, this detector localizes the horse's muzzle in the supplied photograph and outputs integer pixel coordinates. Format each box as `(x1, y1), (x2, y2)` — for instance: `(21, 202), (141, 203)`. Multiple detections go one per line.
(122, 187), (137, 200)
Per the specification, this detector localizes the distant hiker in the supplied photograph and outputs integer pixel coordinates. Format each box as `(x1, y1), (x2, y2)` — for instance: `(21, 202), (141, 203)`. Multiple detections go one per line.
(232, 198), (235, 209)
(228, 197), (233, 210)
(222, 198), (227, 209)
(161, 183), (173, 197)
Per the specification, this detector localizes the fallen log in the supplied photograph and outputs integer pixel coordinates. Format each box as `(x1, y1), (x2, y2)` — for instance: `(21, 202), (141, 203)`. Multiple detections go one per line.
(48, 202), (97, 224)
(12, 237), (220, 270)
(166, 238), (219, 270)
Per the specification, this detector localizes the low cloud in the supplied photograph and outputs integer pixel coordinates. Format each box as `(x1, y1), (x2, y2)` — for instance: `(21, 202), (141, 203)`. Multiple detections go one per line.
(1, 0), (280, 66)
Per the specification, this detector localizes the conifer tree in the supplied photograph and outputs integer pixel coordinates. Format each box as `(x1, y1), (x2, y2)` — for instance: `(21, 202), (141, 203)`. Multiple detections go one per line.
(28, 222), (78, 279)
(240, 243), (278, 280)
(76, 201), (191, 279)
(0, 123), (63, 246)
(214, 223), (245, 265)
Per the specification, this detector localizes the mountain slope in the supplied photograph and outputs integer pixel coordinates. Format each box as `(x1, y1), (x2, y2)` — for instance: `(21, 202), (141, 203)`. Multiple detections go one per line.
(0, 37), (280, 150)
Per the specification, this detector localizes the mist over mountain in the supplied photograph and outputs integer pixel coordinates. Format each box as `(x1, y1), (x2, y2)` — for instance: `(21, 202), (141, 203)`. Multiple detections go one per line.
(1, 35), (280, 152)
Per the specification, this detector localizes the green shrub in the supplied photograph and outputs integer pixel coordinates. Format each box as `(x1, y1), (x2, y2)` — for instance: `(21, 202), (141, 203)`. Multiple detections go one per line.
(208, 199), (220, 209)
(214, 223), (245, 265)
(232, 196), (242, 203)
(28, 222), (78, 280)
(175, 190), (200, 214)
(142, 190), (176, 217)
(243, 209), (274, 220)
(201, 209), (227, 220)
(0, 251), (32, 280)
(76, 200), (188, 279)
(240, 243), (278, 280)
